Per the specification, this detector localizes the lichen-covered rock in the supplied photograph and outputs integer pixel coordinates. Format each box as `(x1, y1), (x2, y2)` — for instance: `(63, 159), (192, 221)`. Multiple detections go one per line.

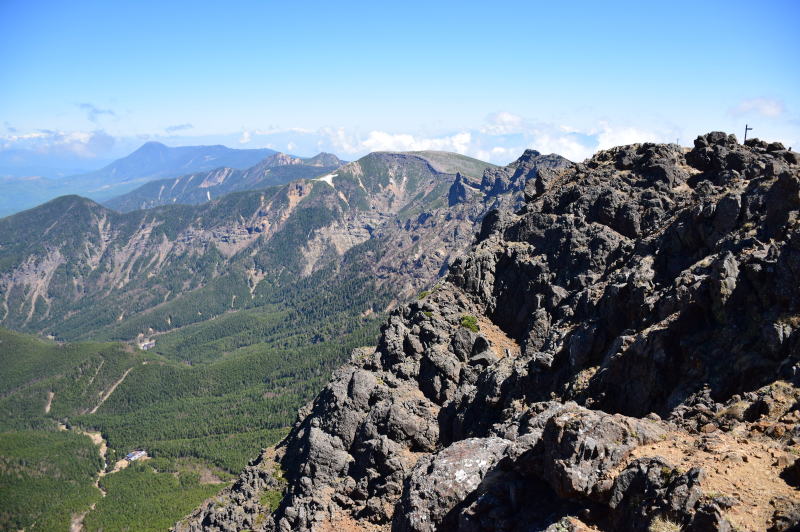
(393, 437), (511, 532)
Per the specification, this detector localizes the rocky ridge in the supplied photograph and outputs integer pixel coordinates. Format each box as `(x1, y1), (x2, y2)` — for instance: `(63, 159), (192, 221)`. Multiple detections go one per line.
(104, 151), (345, 212)
(177, 133), (800, 531)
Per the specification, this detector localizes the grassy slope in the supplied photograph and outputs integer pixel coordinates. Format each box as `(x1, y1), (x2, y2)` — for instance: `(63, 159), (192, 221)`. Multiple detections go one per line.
(410, 150), (497, 179)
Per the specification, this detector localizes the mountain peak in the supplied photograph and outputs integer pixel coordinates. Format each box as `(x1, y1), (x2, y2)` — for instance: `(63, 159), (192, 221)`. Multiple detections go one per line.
(305, 152), (344, 167)
(509, 148), (543, 167)
(136, 141), (168, 151)
(263, 152), (303, 166)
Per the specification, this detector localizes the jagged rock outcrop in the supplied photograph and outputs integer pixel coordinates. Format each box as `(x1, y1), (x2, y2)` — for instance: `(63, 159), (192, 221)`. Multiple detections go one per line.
(177, 133), (800, 532)
(448, 173), (475, 206)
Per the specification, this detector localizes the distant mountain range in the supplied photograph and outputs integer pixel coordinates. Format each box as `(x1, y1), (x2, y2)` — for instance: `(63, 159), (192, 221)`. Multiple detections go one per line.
(74, 141), (279, 186)
(0, 142), (279, 217)
(105, 151), (345, 212)
(0, 149), (571, 345)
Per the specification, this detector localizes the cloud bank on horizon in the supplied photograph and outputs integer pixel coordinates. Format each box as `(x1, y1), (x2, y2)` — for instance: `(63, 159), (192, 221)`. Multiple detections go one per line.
(232, 116), (674, 164)
(2, 101), (795, 170)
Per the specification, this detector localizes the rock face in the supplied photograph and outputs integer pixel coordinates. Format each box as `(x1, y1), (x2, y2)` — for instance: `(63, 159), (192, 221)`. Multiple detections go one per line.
(176, 134), (800, 532)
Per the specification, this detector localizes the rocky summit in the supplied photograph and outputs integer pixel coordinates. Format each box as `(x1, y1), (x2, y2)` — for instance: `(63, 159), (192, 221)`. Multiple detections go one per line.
(176, 133), (800, 532)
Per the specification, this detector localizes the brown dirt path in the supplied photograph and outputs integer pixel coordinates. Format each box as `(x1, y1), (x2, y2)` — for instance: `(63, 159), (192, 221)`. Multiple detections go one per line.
(89, 366), (133, 414)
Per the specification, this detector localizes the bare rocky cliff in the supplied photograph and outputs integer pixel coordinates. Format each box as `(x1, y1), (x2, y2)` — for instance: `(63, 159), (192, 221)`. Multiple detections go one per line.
(177, 133), (800, 532)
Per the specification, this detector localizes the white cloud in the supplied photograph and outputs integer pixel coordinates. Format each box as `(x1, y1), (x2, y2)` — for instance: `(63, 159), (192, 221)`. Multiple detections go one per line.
(238, 126), (316, 145)
(24, 117), (678, 167)
(4, 131), (52, 141)
(730, 98), (786, 118)
(280, 121), (671, 164)
(482, 111), (524, 134)
(360, 131), (473, 154)
(469, 145), (523, 165)
(491, 146), (515, 156)
(481, 114), (664, 162)
(0, 117), (693, 170)
(253, 126), (314, 135)
(317, 126), (360, 153)
(1, 129), (116, 158)
(526, 130), (594, 162)
(234, 117), (680, 166)
(165, 123), (193, 133)
(593, 123), (661, 151)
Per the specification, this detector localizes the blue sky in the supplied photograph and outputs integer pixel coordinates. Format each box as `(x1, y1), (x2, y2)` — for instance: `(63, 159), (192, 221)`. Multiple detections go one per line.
(1, 0), (798, 165)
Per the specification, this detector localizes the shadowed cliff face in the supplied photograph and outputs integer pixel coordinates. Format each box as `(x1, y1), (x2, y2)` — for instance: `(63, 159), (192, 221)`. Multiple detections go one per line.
(177, 133), (800, 532)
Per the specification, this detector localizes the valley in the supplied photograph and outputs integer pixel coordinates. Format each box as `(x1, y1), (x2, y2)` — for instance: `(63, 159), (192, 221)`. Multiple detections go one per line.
(0, 312), (371, 530)
(0, 147), (570, 530)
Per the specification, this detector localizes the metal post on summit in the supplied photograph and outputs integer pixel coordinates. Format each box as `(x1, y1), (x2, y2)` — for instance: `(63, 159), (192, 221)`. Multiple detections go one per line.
(744, 124), (753, 143)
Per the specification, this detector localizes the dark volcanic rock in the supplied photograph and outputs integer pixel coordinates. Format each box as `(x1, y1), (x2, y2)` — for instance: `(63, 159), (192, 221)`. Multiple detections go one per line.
(607, 458), (718, 531)
(769, 496), (800, 531)
(480, 149), (572, 198)
(177, 133), (800, 531)
(393, 437), (511, 532)
(448, 173), (477, 206)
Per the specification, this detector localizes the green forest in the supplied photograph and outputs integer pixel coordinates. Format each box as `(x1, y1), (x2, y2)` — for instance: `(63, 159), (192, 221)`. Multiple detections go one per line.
(0, 431), (102, 531)
(83, 462), (223, 532)
(0, 273), (385, 530)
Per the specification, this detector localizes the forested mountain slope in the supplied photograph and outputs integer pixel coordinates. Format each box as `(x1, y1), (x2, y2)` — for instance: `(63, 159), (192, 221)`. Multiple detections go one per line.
(0, 324), (330, 531)
(178, 133), (800, 532)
